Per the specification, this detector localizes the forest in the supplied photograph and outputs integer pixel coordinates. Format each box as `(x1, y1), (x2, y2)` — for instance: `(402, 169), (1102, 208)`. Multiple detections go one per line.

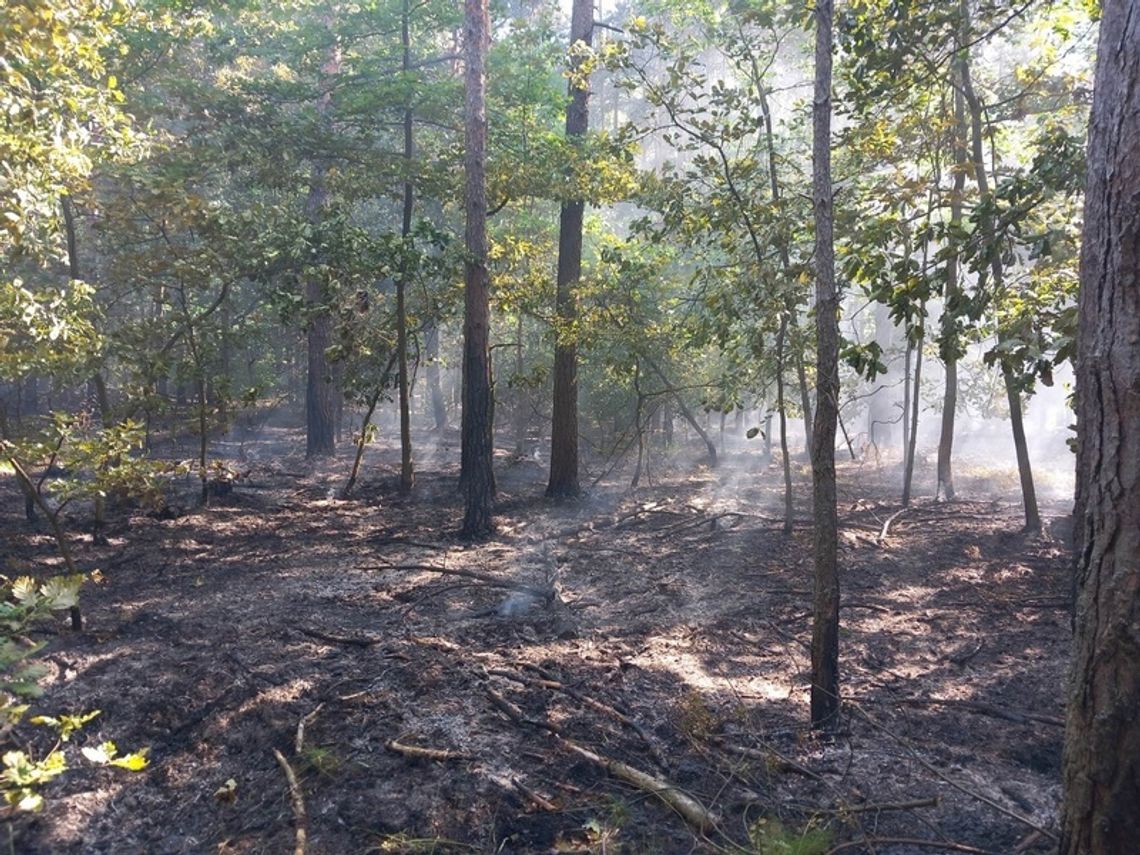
(2, 0), (1138, 852)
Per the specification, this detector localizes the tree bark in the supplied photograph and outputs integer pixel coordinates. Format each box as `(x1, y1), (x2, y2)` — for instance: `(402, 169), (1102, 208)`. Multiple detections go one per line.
(809, 0), (840, 731)
(460, 0), (494, 537)
(514, 313), (527, 456)
(1061, 4), (1140, 849)
(546, 0), (593, 499)
(936, 84), (967, 501)
(304, 30), (341, 459)
(776, 312), (794, 534)
(795, 346), (814, 455)
(902, 329), (923, 506)
(396, 0), (415, 494)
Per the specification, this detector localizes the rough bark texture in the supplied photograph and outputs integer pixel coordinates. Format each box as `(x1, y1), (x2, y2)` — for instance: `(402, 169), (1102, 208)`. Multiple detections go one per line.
(1061, 4), (1140, 851)
(546, 0), (592, 499)
(396, 0), (415, 495)
(460, 0), (494, 537)
(304, 34), (341, 459)
(809, 0), (840, 731)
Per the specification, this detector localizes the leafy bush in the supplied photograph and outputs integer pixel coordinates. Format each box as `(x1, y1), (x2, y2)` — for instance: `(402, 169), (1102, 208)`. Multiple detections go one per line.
(0, 575), (147, 815)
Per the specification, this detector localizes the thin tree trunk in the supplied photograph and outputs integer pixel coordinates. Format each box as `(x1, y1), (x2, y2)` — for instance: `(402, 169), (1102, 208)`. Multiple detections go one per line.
(902, 329), (923, 506)
(460, 0), (494, 537)
(396, 0), (415, 494)
(643, 356), (717, 467)
(345, 389), (382, 498)
(514, 314), (527, 456)
(960, 43), (1039, 531)
(902, 341), (912, 460)
(547, 0), (592, 499)
(810, 0), (840, 731)
(936, 86), (967, 501)
(776, 313), (794, 534)
(424, 320), (447, 431)
(1061, 5), (1140, 849)
(795, 347), (814, 455)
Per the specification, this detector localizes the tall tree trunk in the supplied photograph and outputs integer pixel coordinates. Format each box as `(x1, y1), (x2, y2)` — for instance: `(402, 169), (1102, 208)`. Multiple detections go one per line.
(809, 0), (840, 731)
(902, 341), (912, 460)
(424, 319), (448, 431)
(902, 328), (924, 506)
(776, 312), (794, 534)
(795, 346), (814, 455)
(758, 82), (795, 526)
(396, 0), (415, 494)
(959, 45), (1039, 531)
(514, 313), (527, 456)
(1061, 5), (1140, 850)
(546, 0), (592, 499)
(460, 0), (494, 537)
(305, 27), (340, 458)
(936, 85), (967, 501)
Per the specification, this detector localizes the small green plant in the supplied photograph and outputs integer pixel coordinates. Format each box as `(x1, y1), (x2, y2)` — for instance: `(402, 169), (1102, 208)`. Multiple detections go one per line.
(300, 745), (342, 777)
(0, 576), (148, 814)
(676, 690), (719, 740)
(748, 816), (833, 855)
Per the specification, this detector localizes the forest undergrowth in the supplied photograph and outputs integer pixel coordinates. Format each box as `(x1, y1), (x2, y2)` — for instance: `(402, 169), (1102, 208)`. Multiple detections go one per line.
(2, 429), (1073, 854)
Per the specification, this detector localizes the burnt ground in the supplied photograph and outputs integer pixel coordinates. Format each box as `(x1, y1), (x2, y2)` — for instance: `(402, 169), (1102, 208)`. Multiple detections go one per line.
(2, 427), (1074, 854)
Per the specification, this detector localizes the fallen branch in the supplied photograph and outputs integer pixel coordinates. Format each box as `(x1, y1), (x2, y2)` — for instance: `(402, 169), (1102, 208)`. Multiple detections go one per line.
(366, 564), (554, 602)
(716, 740), (820, 780)
(272, 748), (307, 855)
(878, 507), (910, 542)
(384, 740), (469, 762)
(485, 686), (561, 735)
(884, 696), (1063, 728)
(826, 838), (997, 855)
(516, 663), (669, 771)
(511, 777), (558, 812)
(840, 796), (939, 814)
(484, 683), (714, 831)
(849, 704), (1058, 841)
(560, 738), (719, 832)
(295, 703), (325, 754)
(298, 626), (382, 648)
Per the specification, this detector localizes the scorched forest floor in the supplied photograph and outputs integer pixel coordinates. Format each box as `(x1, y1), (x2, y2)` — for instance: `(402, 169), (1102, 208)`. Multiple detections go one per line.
(1, 426), (1075, 854)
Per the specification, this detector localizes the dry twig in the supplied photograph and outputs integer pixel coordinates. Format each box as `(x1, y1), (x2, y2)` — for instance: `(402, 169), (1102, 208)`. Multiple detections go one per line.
(560, 739), (719, 833)
(294, 703), (325, 754)
(849, 704), (1058, 841)
(384, 740), (469, 762)
(272, 748), (307, 855)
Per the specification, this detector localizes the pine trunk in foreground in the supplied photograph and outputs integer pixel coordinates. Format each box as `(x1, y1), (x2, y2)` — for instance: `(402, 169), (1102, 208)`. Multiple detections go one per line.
(304, 32), (341, 459)
(459, 0), (494, 537)
(1061, 3), (1140, 850)
(809, 0), (840, 731)
(547, 0), (593, 499)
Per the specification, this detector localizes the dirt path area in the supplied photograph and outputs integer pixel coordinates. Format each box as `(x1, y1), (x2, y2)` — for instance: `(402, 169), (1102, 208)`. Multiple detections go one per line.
(2, 430), (1073, 854)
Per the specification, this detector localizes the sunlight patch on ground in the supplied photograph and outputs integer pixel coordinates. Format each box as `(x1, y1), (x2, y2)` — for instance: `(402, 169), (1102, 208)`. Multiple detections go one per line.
(224, 677), (315, 724)
(632, 635), (796, 701)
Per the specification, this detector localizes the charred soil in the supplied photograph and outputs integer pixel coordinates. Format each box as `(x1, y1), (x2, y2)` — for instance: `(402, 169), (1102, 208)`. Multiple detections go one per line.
(2, 430), (1073, 854)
